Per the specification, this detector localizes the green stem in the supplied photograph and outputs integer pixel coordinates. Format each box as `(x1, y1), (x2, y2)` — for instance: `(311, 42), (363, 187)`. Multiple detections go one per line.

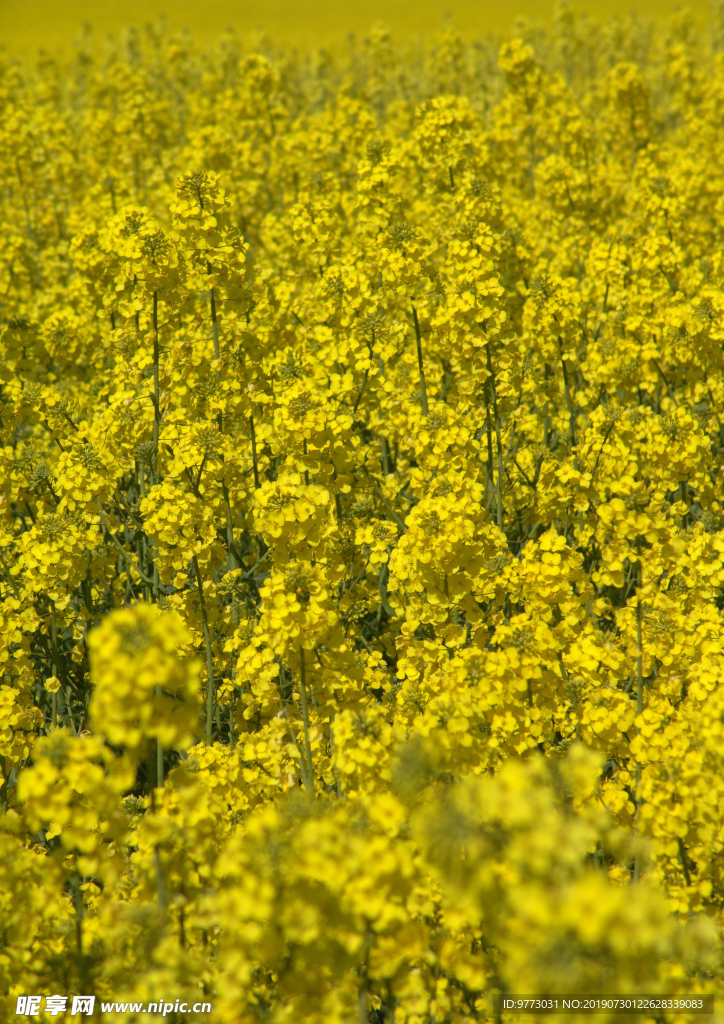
(634, 584), (644, 883)
(193, 555), (215, 744)
(558, 338), (577, 446)
(249, 413), (260, 488)
(101, 512), (157, 589)
(221, 481), (237, 573)
(152, 290), (160, 448)
(229, 701), (235, 752)
(207, 263), (220, 366)
(484, 397), (495, 508)
(51, 603), (58, 729)
(485, 346), (504, 530)
(299, 647), (314, 796)
(328, 714), (343, 799)
(64, 686), (78, 737)
(138, 462), (151, 602)
(636, 595), (644, 718)
(0, 547), (20, 598)
(380, 435), (391, 475)
(412, 305), (429, 417)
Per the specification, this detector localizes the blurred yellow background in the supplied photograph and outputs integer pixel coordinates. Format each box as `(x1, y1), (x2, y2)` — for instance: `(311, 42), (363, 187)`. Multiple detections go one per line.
(0, 0), (714, 53)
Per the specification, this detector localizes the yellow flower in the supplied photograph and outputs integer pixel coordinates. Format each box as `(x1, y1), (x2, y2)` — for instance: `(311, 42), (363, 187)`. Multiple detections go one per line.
(88, 604), (202, 755)
(2, 10), (724, 1017)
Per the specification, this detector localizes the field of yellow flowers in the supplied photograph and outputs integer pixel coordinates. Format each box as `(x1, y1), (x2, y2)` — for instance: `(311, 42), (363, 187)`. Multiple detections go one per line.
(4, 4), (724, 1021)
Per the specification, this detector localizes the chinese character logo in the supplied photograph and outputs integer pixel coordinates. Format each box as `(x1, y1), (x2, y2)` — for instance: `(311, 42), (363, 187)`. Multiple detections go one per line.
(16, 996), (41, 1016)
(71, 996), (96, 1015)
(46, 996), (68, 1017)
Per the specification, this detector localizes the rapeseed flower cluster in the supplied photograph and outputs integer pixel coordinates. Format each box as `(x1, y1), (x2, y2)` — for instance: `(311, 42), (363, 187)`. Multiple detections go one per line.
(2, 4), (724, 1020)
